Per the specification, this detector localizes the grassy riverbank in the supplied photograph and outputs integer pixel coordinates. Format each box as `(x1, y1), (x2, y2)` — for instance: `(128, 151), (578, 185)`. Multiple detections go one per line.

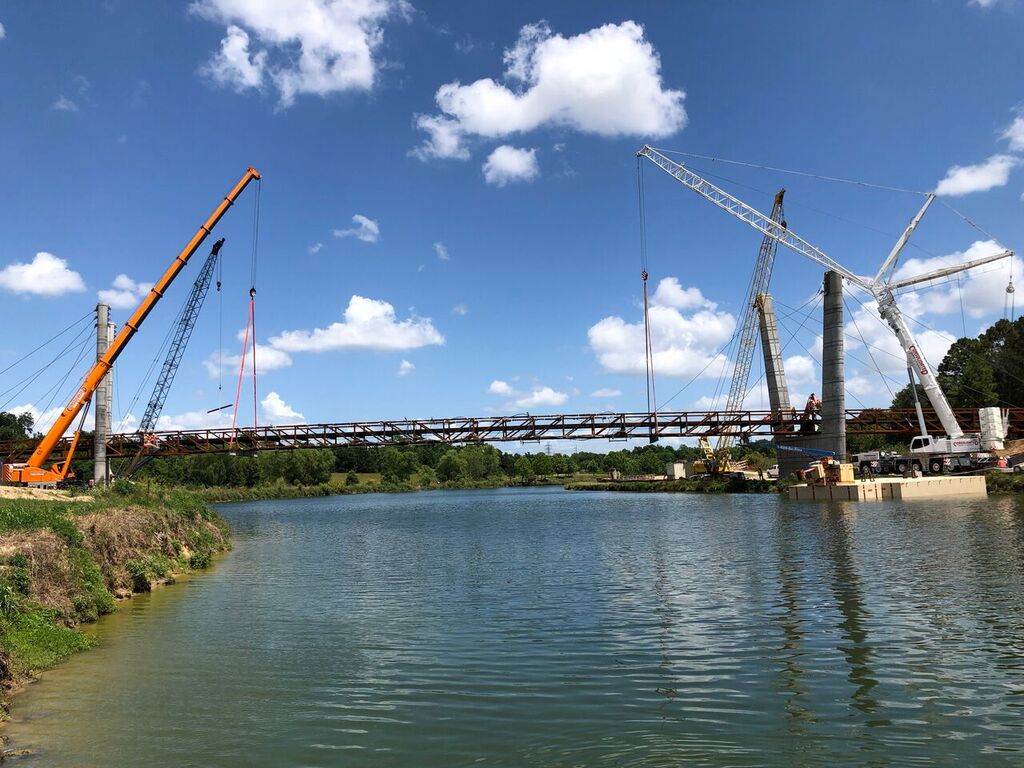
(0, 485), (230, 716)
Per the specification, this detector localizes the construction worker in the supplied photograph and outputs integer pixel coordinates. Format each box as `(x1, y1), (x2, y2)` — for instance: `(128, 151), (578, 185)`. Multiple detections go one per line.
(803, 392), (822, 420)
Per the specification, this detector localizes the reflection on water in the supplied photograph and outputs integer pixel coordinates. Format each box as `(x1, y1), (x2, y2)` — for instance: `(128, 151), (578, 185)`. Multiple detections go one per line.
(5, 488), (1024, 767)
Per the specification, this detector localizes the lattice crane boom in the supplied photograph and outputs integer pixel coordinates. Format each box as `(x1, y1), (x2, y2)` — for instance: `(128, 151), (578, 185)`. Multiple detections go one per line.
(714, 189), (786, 463)
(138, 238), (224, 435)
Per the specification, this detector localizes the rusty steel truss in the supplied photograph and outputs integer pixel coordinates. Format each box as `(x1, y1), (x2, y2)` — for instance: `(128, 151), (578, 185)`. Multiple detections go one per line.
(2, 408), (1020, 465)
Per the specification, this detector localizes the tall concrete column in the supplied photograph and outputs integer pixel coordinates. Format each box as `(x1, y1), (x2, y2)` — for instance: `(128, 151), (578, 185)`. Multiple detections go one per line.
(821, 271), (846, 461)
(756, 293), (792, 418)
(93, 304), (112, 486)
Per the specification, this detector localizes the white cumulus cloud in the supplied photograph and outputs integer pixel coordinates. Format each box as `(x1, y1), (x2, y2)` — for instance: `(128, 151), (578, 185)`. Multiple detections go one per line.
(591, 388), (622, 398)
(0, 22), (6, 40)
(333, 213), (380, 243)
(934, 154), (1021, 196)
(433, 241), (450, 260)
(308, 242), (323, 254)
(783, 355), (816, 385)
(193, 0), (409, 107)
(262, 391), (304, 423)
(0, 252), (86, 297)
(51, 95), (79, 112)
(201, 24), (267, 92)
(412, 20), (685, 160)
(651, 276), (715, 310)
(483, 145), (539, 186)
(1003, 110), (1024, 152)
(269, 295), (444, 352)
(452, 303), (468, 316)
(204, 331), (294, 378)
(488, 380), (514, 396)
(588, 279), (735, 378)
(98, 274), (153, 309)
(398, 359), (414, 376)
(513, 386), (567, 409)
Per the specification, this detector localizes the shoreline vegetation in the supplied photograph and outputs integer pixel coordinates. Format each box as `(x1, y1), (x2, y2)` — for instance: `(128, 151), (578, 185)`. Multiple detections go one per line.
(0, 485), (230, 731)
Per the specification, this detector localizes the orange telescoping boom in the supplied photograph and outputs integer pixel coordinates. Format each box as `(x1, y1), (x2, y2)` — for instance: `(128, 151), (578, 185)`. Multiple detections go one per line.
(1, 167), (261, 485)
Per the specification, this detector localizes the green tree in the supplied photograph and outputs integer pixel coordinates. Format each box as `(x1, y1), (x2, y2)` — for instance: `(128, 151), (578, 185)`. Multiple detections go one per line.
(437, 450), (468, 482)
(745, 451), (768, 480)
(531, 453), (554, 477)
(513, 455), (535, 480)
(0, 411), (33, 441)
(462, 445), (501, 480)
(345, 469), (360, 486)
(416, 465), (439, 487)
(380, 447), (416, 483)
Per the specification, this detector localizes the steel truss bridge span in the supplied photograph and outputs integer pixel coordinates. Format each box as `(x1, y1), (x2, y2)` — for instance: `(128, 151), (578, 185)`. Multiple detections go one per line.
(2, 408), (1021, 463)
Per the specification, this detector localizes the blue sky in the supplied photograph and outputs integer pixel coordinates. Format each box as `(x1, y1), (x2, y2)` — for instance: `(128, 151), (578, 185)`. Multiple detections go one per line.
(1, 0), (1023, 438)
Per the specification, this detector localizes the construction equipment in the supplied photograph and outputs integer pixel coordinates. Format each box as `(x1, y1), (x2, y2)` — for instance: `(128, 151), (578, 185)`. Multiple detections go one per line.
(1, 168), (261, 485)
(706, 189), (786, 473)
(121, 238), (226, 478)
(637, 145), (1013, 457)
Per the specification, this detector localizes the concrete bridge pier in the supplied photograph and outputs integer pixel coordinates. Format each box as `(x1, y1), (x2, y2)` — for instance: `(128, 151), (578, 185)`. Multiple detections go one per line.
(776, 271), (846, 478)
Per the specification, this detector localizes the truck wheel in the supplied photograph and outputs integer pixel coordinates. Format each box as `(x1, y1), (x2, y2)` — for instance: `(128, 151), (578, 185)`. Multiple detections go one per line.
(860, 462), (871, 475)
(929, 459), (942, 474)
(1014, 465), (1022, 474)
(895, 460), (908, 474)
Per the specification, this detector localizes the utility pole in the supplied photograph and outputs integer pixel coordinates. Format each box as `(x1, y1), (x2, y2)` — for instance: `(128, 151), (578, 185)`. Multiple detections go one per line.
(93, 303), (114, 486)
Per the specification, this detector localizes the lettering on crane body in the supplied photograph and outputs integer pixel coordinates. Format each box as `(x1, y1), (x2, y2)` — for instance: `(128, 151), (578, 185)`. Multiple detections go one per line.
(68, 386), (88, 410)
(909, 345), (929, 377)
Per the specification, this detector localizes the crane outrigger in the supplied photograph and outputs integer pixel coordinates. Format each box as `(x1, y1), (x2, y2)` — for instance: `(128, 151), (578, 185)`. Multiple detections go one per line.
(1, 167), (261, 485)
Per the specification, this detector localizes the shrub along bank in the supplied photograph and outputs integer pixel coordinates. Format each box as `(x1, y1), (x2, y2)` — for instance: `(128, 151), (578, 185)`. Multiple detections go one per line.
(0, 485), (230, 714)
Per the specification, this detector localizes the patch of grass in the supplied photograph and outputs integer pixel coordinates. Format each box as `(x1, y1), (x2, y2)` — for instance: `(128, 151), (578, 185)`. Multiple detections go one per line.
(0, 499), (83, 545)
(0, 607), (93, 675)
(0, 485), (230, 703)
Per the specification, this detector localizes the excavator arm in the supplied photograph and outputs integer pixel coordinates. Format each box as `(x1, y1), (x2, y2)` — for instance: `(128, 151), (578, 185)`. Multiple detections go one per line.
(2, 167), (261, 485)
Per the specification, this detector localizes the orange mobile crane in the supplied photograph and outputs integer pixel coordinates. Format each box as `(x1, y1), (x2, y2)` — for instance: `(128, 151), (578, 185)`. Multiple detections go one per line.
(1, 167), (261, 485)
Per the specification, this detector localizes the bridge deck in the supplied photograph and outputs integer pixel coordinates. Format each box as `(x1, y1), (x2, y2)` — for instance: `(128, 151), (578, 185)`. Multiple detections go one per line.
(1, 408), (1018, 463)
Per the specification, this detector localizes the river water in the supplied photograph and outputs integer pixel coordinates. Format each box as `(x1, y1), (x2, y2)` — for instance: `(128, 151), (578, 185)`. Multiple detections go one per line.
(5, 488), (1024, 766)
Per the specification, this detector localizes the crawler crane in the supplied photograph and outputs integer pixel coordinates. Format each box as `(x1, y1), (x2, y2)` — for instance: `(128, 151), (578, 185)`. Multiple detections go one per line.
(1, 168), (261, 485)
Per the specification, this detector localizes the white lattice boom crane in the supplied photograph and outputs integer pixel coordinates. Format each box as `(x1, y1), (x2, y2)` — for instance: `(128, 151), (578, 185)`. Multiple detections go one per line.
(637, 145), (1013, 449)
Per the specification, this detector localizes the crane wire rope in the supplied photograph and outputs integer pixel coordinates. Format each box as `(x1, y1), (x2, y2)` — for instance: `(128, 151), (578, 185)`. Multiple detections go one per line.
(0, 311), (93, 381)
(775, 294), (1024, 410)
(250, 179), (261, 430)
(636, 158), (658, 432)
(230, 177), (263, 444)
(33, 333), (96, 420)
(842, 296), (896, 401)
(649, 147), (930, 197)
(117, 297), (190, 432)
(0, 321), (94, 411)
(656, 289), (824, 411)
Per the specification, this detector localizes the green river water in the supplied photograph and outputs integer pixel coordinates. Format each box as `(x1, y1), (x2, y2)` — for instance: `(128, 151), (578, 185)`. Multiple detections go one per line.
(4, 487), (1024, 766)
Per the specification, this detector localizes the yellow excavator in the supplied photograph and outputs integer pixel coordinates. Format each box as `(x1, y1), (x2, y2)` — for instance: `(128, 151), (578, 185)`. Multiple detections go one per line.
(1, 167), (261, 485)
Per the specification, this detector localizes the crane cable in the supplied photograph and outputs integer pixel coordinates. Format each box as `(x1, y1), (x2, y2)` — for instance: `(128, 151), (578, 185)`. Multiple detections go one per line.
(250, 179), (261, 431)
(648, 147), (929, 197)
(217, 234), (224, 394)
(229, 178), (262, 447)
(637, 159), (658, 435)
